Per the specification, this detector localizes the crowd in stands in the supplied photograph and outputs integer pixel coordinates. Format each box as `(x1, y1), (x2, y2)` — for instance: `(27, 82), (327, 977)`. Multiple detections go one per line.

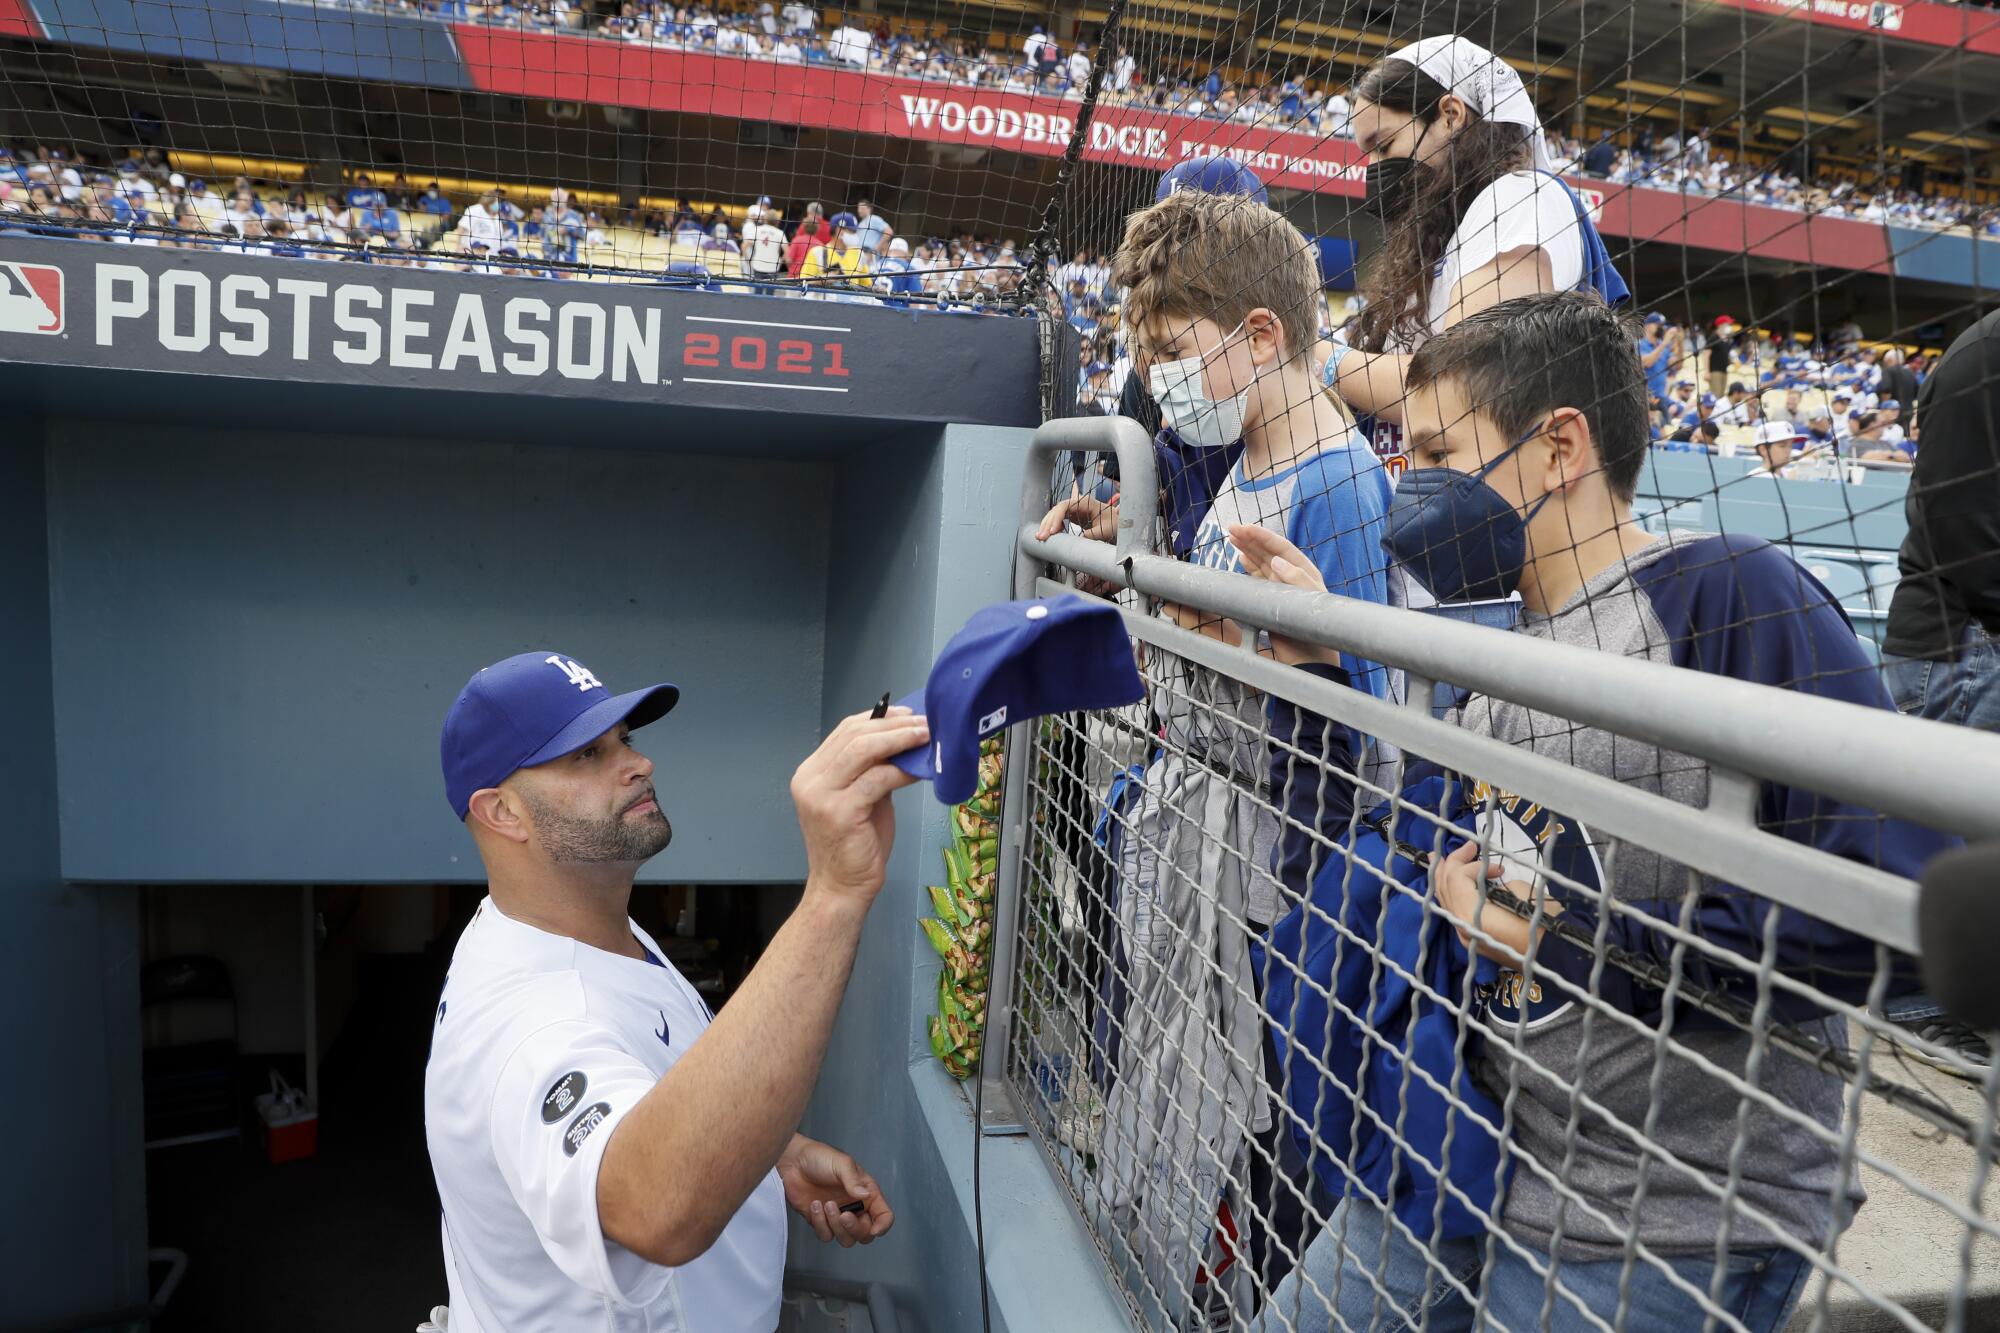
(1556, 125), (2000, 234)
(0, 137), (1934, 480)
(1637, 312), (1928, 473)
(286, 0), (1997, 233)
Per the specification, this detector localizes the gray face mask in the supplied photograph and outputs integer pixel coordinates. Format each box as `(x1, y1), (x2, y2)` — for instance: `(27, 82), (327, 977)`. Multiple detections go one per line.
(1147, 318), (1258, 449)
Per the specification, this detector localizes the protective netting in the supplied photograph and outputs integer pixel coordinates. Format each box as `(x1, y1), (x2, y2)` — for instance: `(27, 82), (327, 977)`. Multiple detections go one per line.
(6, 0), (2000, 1325)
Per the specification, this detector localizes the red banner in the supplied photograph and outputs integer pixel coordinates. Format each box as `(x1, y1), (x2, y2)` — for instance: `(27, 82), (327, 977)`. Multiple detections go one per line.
(452, 29), (1897, 274)
(452, 32), (1368, 195)
(1704, 0), (2000, 55)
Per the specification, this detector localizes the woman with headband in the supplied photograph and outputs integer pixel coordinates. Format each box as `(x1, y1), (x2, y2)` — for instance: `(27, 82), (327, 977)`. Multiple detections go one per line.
(1323, 35), (1630, 457)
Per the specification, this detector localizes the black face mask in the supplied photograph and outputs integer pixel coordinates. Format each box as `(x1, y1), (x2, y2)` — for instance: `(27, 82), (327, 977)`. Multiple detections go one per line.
(1363, 155), (1422, 223)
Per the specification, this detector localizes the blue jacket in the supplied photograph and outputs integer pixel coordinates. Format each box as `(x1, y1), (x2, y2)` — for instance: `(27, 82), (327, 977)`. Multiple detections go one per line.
(1253, 773), (1509, 1242)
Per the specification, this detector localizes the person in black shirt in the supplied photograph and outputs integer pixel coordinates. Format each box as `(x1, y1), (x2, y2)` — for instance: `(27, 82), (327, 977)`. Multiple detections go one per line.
(1879, 308), (2000, 1071)
(1877, 347), (1919, 413)
(1705, 316), (1738, 396)
(1582, 130), (1615, 177)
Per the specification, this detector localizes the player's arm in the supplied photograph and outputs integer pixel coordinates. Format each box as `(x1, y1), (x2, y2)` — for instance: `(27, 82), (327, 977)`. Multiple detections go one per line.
(594, 709), (923, 1266)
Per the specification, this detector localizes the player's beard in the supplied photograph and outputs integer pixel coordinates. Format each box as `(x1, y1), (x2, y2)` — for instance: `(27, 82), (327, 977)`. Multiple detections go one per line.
(525, 789), (673, 864)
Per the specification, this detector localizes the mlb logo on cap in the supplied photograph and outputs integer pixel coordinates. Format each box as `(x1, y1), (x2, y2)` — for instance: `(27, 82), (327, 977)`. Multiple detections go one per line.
(893, 596), (1144, 805)
(0, 262), (64, 336)
(440, 652), (679, 818)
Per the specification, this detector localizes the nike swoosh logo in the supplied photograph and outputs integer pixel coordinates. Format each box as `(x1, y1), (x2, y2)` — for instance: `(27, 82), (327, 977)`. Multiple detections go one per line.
(655, 1011), (670, 1047)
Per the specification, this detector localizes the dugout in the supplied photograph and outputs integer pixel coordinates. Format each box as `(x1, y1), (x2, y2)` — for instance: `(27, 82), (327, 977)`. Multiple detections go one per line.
(0, 233), (1112, 1330)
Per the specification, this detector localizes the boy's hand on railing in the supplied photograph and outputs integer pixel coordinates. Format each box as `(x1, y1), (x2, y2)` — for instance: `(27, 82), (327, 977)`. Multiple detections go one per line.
(1036, 494), (1119, 543)
(1225, 524), (1340, 668)
(1036, 495), (1126, 596)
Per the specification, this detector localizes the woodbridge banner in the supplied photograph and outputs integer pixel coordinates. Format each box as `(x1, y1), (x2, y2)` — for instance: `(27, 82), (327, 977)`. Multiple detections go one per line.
(452, 35), (1368, 195)
(0, 234), (1039, 424)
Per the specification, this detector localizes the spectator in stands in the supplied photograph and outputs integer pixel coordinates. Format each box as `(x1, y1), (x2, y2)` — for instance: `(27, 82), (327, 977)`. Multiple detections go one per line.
(347, 172), (387, 213)
(221, 187), (260, 236)
(743, 206), (786, 281)
(786, 202), (830, 276)
(1238, 289), (1951, 1333)
(1112, 46), (1136, 93)
(1066, 42), (1091, 92)
(1636, 312), (1679, 409)
(183, 178), (226, 233)
(1666, 416), (1721, 451)
(873, 236), (920, 305)
(1876, 346), (1919, 409)
(1706, 316), (1739, 396)
(1713, 381), (1755, 426)
(852, 199), (891, 255)
(417, 181), (455, 226)
(1880, 308), (2000, 1068)
(543, 187), (586, 264)
(1854, 401), (1911, 461)
(458, 186), (509, 253)
(1582, 128), (1616, 177)
(827, 19), (870, 67)
(779, 0), (812, 35)
(799, 212), (874, 299)
(1321, 36), (1629, 462)
(700, 220), (741, 275)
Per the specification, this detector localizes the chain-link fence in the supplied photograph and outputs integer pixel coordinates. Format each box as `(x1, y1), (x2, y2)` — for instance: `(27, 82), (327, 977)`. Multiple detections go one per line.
(987, 419), (2000, 1333)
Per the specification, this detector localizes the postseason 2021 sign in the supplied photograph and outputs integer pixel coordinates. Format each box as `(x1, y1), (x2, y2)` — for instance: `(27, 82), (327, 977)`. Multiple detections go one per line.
(0, 234), (1040, 425)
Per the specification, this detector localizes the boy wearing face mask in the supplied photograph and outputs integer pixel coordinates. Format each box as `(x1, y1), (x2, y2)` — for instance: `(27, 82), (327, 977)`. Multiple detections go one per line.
(1038, 186), (1394, 1311)
(1235, 291), (1949, 1333)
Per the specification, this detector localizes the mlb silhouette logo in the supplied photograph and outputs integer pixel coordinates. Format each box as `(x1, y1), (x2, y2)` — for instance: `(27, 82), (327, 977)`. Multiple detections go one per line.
(0, 262), (64, 335)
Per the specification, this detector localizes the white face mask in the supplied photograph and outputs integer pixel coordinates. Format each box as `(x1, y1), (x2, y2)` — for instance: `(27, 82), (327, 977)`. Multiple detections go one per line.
(1147, 319), (1255, 448)
(839, 230), (860, 248)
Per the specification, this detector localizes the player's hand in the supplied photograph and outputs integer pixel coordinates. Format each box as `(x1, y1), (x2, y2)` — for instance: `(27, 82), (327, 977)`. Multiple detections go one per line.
(1433, 840), (1545, 963)
(791, 707), (928, 909)
(778, 1134), (894, 1247)
(1225, 525), (1339, 667)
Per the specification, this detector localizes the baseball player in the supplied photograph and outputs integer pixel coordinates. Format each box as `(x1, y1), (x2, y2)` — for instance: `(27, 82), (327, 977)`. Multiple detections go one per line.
(425, 651), (915, 1330)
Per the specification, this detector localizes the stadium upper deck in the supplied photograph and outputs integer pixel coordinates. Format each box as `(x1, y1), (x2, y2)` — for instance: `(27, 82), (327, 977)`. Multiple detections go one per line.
(3, 0), (1999, 287)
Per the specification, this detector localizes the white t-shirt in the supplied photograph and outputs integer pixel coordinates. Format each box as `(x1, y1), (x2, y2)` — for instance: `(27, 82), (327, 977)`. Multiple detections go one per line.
(1417, 171), (1585, 349)
(461, 202), (508, 249)
(748, 221), (788, 274)
(426, 900), (786, 1333)
(828, 25), (872, 66)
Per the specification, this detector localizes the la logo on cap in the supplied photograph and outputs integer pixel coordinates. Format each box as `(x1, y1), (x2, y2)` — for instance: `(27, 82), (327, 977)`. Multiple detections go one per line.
(546, 656), (603, 692)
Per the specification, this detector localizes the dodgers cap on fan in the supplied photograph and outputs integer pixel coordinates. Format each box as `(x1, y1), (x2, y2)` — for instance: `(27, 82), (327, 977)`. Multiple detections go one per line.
(891, 596), (1143, 804)
(440, 651), (679, 818)
(832, 210), (858, 230)
(1156, 155), (1269, 205)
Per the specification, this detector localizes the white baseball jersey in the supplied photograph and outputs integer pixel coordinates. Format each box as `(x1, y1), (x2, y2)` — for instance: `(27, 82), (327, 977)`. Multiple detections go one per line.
(425, 899), (787, 1331)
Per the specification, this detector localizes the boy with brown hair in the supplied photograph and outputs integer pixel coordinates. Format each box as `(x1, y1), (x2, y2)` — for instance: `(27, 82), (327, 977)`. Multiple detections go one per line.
(1039, 186), (1394, 1315)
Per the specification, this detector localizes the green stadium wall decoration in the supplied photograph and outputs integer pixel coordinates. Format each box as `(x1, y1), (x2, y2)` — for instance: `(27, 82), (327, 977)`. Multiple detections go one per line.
(923, 738), (1003, 1080)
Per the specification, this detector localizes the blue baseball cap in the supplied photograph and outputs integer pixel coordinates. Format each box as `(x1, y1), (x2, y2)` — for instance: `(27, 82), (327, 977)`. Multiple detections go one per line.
(440, 651), (679, 818)
(1699, 392), (1716, 406)
(891, 596), (1143, 804)
(1156, 155), (1269, 205)
(1643, 311), (1667, 325)
(831, 210), (858, 230)
(1878, 398), (1901, 409)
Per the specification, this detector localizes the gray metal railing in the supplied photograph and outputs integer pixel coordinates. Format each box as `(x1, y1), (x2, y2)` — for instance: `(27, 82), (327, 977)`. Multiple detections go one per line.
(985, 417), (2000, 1333)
